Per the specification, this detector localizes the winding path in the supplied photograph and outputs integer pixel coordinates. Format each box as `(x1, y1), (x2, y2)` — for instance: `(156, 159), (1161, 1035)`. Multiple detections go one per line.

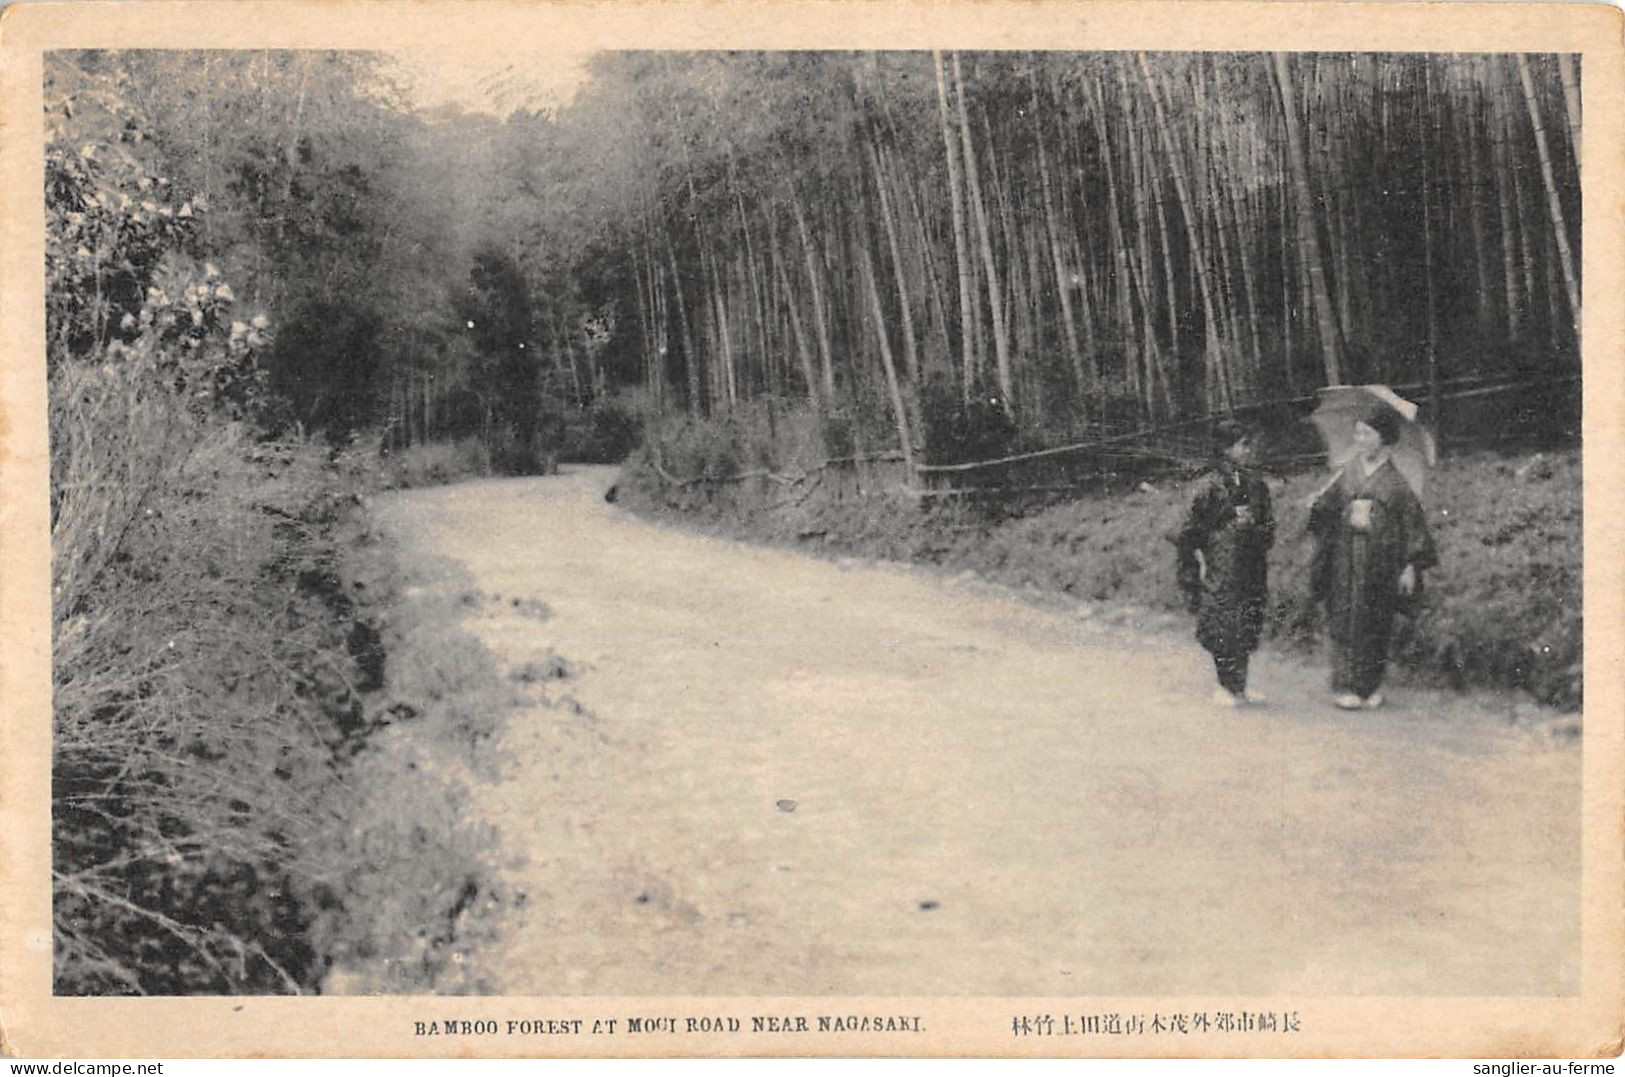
(374, 467), (1579, 997)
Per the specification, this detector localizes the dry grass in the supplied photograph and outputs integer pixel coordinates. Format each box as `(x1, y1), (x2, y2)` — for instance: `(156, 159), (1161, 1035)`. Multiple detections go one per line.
(51, 357), (517, 994)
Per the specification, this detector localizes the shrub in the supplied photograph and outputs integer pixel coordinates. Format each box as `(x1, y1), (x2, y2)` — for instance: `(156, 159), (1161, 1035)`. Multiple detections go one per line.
(581, 400), (642, 463)
(380, 438), (492, 489)
(641, 400), (830, 479)
(919, 376), (1018, 467)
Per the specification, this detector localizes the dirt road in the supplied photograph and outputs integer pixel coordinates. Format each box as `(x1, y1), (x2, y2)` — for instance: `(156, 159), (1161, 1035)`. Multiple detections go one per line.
(375, 467), (1579, 997)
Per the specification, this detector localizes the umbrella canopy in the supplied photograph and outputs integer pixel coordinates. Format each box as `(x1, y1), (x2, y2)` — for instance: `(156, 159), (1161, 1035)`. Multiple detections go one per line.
(1308, 385), (1436, 497)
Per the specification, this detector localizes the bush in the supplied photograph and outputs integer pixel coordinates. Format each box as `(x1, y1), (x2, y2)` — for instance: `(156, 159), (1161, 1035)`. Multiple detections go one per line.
(919, 376), (1018, 466)
(581, 400), (642, 463)
(641, 400), (830, 480)
(379, 438), (492, 489)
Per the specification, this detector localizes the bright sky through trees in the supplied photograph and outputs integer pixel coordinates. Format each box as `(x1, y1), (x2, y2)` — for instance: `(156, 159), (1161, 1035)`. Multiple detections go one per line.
(388, 48), (594, 117)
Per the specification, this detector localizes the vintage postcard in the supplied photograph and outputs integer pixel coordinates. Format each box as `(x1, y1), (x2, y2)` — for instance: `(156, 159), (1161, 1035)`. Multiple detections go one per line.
(1, 0), (1621, 1060)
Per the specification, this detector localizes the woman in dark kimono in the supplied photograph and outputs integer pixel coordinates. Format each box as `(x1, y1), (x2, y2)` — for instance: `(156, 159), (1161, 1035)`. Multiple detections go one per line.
(1175, 421), (1275, 706)
(1308, 406), (1437, 710)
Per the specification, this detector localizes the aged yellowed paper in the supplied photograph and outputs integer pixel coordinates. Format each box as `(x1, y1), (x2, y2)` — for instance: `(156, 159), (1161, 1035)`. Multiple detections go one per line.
(2, 0), (1621, 1059)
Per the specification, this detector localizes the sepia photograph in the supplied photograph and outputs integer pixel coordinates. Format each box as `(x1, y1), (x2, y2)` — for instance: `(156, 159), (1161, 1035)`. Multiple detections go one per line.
(1, 0), (1621, 1061)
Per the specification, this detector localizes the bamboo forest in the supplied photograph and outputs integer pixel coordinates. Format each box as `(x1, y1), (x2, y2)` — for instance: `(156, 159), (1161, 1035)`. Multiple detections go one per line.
(574, 51), (1582, 460)
(50, 50), (1582, 473)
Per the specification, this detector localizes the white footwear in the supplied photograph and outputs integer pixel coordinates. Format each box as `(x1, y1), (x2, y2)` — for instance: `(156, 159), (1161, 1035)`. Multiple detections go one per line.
(1210, 687), (1241, 708)
(1362, 692), (1385, 710)
(1243, 690), (1267, 705)
(1334, 693), (1363, 710)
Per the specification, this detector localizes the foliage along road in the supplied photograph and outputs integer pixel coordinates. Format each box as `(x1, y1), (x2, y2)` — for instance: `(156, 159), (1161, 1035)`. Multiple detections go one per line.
(374, 466), (1578, 997)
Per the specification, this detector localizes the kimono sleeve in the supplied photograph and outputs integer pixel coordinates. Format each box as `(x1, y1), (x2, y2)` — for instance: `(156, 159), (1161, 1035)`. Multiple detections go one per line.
(1307, 472), (1347, 604)
(1308, 471), (1346, 538)
(1253, 475), (1277, 549)
(1174, 478), (1222, 597)
(1396, 480), (1438, 572)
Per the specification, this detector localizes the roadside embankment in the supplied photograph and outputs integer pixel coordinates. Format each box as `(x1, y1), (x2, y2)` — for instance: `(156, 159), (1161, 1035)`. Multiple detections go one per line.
(51, 412), (521, 994)
(616, 446), (1581, 713)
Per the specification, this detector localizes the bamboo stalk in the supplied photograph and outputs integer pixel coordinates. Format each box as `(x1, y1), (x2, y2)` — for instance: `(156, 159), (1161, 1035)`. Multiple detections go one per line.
(663, 226), (702, 416)
(857, 221), (917, 477)
(1031, 75), (1087, 402)
(772, 235), (821, 409)
(866, 138), (921, 385)
(1271, 52), (1344, 386)
(1463, 79), (1494, 338)
(1085, 72), (1137, 433)
(953, 53), (1014, 412)
(933, 51), (980, 398)
(1515, 53), (1580, 332)
(790, 190), (836, 401)
(1556, 53), (1581, 164)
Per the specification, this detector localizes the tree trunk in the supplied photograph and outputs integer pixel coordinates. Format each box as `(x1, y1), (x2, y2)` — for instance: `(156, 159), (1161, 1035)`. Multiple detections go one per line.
(663, 228), (702, 416)
(857, 227), (916, 478)
(1422, 64), (1441, 430)
(1219, 154), (1264, 395)
(985, 111), (1030, 399)
(1086, 75), (1136, 434)
(866, 139), (921, 385)
(1206, 154), (1245, 402)
(1118, 63), (1177, 406)
(1054, 104), (1102, 361)
(891, 143), (952, 380)
(1125, 136), (1163, 423)
(630, 245), (654, 404)
(1557, 53), (1581, 165)
(726, 160), (768, 391)
(1115, 108), (1150, 420)
(1279, 188), (1296, 395)
(1271, 52), (1343, 386)
(1031, 78), (1087, 401)
(1138, 54), (1229, 411)
(1493, 99), (1521, 342)
(772, 237), (821, 409)
(952, 53), (1013, 412)
(1515, 53), (1581, 333)
(790, 191), (836, 401)
(708, 243), (738, 409)
(1464, 94), (1494, 338)
(1510, 116), (1538, 319)
(652, 248), (670, 414)
(933, 51), (980, 398)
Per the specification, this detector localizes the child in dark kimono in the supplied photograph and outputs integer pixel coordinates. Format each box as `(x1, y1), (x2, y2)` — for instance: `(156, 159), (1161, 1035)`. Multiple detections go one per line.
(1308, 405), (1437, 710)
(1176, 421), (1275, 706)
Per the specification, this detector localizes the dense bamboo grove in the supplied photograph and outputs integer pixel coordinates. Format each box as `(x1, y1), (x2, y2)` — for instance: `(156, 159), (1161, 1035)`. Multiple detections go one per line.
(51, 50), (1582, 463)
(534, 51), (1581, 455)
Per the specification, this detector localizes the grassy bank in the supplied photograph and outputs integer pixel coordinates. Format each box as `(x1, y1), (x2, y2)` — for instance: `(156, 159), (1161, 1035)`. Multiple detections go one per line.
(43, 65), (537, 994)
(310, 519), (524, 994)
(51, 370), (518, 993)
(616, 444), (1582, 713)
